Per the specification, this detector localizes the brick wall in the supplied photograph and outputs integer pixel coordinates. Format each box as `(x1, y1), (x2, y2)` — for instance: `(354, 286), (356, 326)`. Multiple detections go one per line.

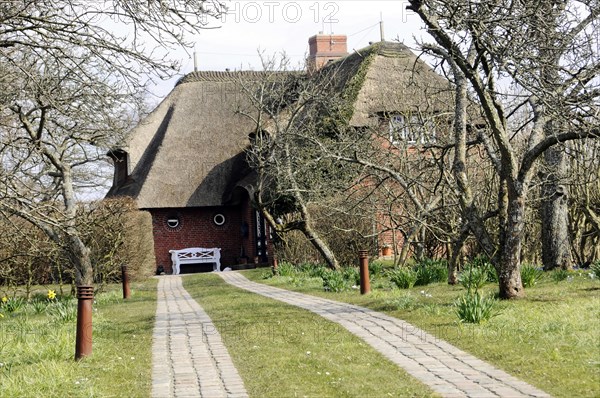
(151, 205), (248, 273)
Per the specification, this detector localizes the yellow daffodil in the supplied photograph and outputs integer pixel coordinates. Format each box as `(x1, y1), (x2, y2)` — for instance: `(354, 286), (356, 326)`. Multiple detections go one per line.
(1, 296), (7, 303)
(47, 290), (56, 300)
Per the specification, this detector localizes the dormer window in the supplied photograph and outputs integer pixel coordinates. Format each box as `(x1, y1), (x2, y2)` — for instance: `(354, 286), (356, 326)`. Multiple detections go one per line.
(389, 114), (437, 145)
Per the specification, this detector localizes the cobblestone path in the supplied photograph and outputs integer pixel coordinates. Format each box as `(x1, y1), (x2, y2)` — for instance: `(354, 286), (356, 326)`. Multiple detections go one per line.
(219, 271), (551, 398)
(151, 275), (248, 398)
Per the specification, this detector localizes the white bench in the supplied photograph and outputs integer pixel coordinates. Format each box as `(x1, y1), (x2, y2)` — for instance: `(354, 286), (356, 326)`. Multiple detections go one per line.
(168, 247), (221, 275)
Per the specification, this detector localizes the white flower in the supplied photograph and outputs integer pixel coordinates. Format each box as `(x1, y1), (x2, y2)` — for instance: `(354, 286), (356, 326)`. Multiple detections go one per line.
(306, 351), (311, 355)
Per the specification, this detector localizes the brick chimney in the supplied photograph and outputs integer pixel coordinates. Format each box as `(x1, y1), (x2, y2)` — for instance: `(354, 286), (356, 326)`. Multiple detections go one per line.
(307, 33), (348, 72)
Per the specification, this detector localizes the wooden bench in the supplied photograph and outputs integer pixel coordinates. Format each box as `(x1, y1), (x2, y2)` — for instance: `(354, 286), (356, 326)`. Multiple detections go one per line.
(168, 247), (222, 275)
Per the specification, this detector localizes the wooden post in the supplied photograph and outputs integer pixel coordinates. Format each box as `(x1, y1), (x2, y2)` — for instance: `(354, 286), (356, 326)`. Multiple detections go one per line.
(272, 255), (279, 275)
(75, 285), (93, 360)
(121, 265), (131, 299)
(358, 250), (371, 295)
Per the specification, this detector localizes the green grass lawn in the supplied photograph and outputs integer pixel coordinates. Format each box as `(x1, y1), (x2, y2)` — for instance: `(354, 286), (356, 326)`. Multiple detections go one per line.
(243, 267), (600, 398)
(0, 280), (157, 397)
(183, 273), (438, 397)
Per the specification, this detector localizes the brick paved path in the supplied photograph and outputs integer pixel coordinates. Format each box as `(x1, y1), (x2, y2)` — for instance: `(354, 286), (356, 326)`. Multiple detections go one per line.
(219, 272), (552, 398)
(151, 275), (248, 398)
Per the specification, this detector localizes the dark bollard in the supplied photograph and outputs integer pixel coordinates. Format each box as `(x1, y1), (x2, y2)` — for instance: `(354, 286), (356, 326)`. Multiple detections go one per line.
(75, 285), (94, 360)
(358, 250), (371, 295)
(121, 265), (131, 299)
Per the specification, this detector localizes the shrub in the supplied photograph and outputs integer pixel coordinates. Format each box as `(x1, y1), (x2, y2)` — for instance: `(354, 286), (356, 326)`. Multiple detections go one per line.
(468, 256), (498, 282)
(298, 262), (328, 279)
(81, 197), (155, 284)
(1, 297), (25, 314)
(322, 270), (348, 292)
(454, 291), (498, 324)
(521, 264), (543, 288)
(590, 261), (600, 279)
(343, 267), (360, 285)
(28, 300), (49, 315)
(48, 300), (77, 323)
(551, 268), (570, 282)
(276, 261), (297, 277)
(308, 265), (329, 279)
(389, 268), (418, 289)
(414, 259), (448, 286)
(368, 261), (385, 277)
(260, 269), (274, 279)
(458, 266), (488, 290)
(297, 262), (314, 274)
(485, 264), (499, 283)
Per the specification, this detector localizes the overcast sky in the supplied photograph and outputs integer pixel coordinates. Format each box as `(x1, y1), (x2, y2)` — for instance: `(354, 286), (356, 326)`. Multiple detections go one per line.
(151, 0), (427, 97)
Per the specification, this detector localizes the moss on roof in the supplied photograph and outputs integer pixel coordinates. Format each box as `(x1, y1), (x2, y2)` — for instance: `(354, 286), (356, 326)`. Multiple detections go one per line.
(107, 42), (454, 209)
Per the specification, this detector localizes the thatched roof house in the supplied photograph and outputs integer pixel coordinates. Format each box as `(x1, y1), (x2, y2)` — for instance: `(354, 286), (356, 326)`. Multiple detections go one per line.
(106, 71), (268, 208)
(106, 35), (453, 274)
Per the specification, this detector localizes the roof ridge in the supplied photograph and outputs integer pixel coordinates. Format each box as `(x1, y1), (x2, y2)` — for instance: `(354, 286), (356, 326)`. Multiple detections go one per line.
(176, 70), (301, 86)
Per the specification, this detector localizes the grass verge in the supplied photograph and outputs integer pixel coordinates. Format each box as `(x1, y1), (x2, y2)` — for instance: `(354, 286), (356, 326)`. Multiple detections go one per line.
(0, 279), (157, 397)
(183, 273), (438, 397)
(244, 268), (600, 398)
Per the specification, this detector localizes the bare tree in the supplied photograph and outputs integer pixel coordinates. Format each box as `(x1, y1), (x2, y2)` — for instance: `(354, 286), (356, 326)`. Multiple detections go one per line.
(408, 0), (600, 298)
(0, 1), (224, 280)
(0, 1), (224, 359)
(0, 48), (137, 284)
(240, 57), (362, 270)
(0, 1), (224, 90)
(569, 138), (600, 264)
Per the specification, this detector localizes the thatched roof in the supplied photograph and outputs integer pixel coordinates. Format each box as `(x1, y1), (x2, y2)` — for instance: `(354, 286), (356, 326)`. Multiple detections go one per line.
(106, 42), (454, 209)
(316, 41), (454, 127)
(106, 71), (264, 209)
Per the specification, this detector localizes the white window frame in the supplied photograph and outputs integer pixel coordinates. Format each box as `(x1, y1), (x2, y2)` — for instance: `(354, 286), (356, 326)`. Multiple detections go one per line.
(389, 114), (437, 145)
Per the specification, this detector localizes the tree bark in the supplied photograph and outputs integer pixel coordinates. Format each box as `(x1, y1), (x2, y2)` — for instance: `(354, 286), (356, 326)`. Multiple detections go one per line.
(68, 233), (94, 286)
(541, 146), (572, 270)
(498, 187), (526, 299)
(300, 221), (340, 270)
(449, 226), (469, 285)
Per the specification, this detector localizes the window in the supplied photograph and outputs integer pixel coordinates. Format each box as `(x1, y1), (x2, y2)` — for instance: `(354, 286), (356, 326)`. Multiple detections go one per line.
(165, 213), (182, 230)
(213, 213), (226, 226)
(389, 114), (436, 144)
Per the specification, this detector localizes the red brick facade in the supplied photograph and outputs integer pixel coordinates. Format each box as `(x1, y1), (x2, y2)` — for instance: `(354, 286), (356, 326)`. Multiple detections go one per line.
(150, 196), (269, 274)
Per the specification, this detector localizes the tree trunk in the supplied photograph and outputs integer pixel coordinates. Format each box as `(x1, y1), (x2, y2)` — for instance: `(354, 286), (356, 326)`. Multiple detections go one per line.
(398, 225), (421, 266)
(450, 63), (496, 266)
(68, 233), (94, 286)
(449, 226), (469, 285)
(541, 146), (572, 270)
(498, 189), (525, 299)
(300, 222), (340, 270)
